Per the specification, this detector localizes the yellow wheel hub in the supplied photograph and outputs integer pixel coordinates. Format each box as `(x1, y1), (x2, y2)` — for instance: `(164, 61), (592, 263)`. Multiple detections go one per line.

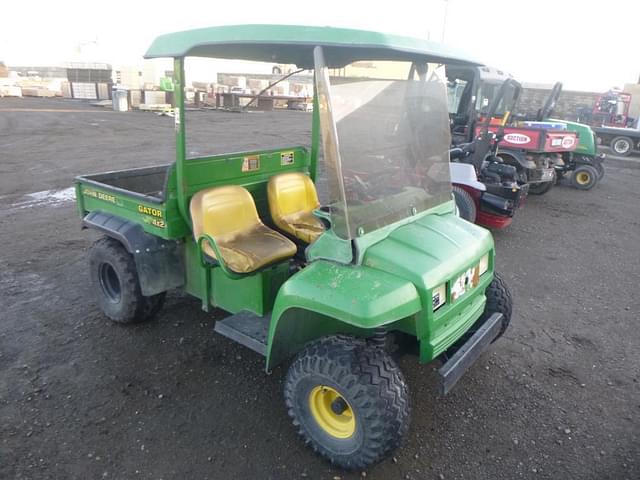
(576, 172), (591, 185)
(309, 386), (355, 438)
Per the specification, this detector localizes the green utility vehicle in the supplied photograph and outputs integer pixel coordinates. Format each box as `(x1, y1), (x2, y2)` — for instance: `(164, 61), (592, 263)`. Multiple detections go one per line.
(74, 25), (512, 469)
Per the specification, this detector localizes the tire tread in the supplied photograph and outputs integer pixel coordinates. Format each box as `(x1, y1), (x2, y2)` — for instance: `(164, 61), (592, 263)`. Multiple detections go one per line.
(284, 335), (410, 470)
(483, 272), (513, 339)
(89, 236), (165, 324)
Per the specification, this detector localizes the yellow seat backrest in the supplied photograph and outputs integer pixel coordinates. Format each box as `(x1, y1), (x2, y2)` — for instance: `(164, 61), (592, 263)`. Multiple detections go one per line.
(191, 185), (261, 242)
(267, 172), (325, 243)
(268, 172), (320, 223)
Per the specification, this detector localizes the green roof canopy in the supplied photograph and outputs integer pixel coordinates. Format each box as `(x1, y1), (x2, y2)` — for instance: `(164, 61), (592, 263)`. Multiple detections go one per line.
(144, 24), (481, 68)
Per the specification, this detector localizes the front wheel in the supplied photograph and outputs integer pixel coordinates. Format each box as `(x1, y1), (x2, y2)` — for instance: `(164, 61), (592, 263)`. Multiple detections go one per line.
(284, 335), (410, 470)
(571, 165), (599, 190)
(89, 237), (165, 323)
(483, 272), (513, 341)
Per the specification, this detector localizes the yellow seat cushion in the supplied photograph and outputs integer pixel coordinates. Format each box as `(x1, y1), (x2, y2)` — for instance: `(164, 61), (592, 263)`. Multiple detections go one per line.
(190, 185), (296, 274)
(267, 173), (325, 244)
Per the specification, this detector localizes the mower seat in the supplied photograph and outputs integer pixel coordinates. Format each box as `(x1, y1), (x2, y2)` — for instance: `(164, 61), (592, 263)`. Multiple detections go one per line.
(190, 185), (296, 274)
(267, 172), (325, 244)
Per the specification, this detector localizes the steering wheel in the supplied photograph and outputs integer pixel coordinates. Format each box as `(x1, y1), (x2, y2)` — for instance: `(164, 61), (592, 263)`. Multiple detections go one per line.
(345, 166), (402, 201)
(537, 82), (563, 121)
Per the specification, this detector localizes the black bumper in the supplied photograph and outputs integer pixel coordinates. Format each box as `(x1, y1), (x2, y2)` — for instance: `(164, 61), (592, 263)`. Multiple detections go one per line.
(438, 313), (503, 395)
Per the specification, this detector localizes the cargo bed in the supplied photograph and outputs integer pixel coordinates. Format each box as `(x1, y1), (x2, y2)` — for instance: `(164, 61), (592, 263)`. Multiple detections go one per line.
(76, 164), (172, 204)
(74, 163), (186, 239)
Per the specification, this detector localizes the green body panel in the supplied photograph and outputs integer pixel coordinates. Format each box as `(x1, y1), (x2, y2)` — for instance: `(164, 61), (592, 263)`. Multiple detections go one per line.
(362, 212), (494, 361)
(266, 208), (494, 368)
(151, 232), (287, 315)
(212, 262), (289, 315)
(266, 259), (423, 369)
(74, 181), (183, 239)
(353, 200), (456, 264)
(305, 227), (353, 264)
(144, 24), (480, 67)
(550, 118), (597, 156)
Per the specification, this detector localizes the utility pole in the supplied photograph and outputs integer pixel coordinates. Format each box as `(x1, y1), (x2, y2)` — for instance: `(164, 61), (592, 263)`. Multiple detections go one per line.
(442, 0), (449, 42)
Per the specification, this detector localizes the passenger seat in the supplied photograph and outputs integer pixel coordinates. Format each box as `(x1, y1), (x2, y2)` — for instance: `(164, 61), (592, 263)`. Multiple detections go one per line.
(267, 173), (325, 244)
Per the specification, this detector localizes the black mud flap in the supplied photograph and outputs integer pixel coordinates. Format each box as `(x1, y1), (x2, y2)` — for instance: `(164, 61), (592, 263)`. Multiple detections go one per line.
(438, 313), (503, 395)
(83, 211), (185, 296)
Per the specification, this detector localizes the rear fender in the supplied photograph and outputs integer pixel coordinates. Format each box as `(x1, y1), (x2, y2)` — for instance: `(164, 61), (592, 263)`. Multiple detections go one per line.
(84, 211), (184, 295)
(265, 260), (421, 370)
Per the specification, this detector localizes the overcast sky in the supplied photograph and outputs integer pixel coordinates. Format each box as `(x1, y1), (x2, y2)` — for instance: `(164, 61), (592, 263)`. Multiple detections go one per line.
(2, 0), (638, 92)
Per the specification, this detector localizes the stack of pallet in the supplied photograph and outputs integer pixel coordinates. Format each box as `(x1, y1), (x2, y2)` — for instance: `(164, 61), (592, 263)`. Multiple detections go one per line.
(0, 63), (21, 97)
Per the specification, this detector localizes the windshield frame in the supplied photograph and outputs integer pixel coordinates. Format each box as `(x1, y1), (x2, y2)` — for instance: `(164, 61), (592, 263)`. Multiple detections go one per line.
(313, 46), (453, 240)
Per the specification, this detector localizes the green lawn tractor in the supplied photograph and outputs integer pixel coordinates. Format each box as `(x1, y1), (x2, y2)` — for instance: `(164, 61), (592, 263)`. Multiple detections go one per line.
(74, 25), (513, 470)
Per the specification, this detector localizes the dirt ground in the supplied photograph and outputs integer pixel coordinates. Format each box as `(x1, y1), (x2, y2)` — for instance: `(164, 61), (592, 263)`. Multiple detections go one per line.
(1, 97), (638, 480)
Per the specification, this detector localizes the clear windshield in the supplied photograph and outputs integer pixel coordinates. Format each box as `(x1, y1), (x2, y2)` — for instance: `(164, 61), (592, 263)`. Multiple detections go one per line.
(314, 47), (452, 239)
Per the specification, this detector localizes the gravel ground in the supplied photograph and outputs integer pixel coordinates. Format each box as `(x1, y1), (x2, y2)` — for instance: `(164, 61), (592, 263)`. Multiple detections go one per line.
(1, 97), (638, 480)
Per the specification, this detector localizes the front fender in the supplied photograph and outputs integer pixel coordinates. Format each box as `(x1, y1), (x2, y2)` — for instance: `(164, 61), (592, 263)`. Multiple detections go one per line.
(265, 260), (421, 370)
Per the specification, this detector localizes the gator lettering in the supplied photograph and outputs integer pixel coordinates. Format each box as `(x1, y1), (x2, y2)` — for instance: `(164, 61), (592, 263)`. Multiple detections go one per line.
(138, 205), (163, 218)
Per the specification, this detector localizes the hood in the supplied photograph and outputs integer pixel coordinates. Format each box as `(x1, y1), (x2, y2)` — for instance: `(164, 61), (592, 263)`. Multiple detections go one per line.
(362, 212), (493, 296)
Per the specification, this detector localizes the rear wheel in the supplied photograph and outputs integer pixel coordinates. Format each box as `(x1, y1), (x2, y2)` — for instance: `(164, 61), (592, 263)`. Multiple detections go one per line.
(483, 272), (513, 341)
(571, 165), (598, 190)
(452, 186), (477, 223)
(611, 136), (633, 156)
(284, 335), (410, 470)
(89, 237), (165, 323)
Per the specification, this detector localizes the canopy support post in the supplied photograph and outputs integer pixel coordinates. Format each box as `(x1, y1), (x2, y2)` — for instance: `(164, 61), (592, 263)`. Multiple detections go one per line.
(310, 73), (320, 182)
(174, 57), (190, 225)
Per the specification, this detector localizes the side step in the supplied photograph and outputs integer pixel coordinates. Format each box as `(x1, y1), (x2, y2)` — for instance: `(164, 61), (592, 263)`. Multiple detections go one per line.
(214, 311), (271, 356)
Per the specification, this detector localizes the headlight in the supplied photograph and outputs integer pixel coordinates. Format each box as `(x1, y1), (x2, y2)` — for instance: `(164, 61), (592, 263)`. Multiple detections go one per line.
(479, 253), (490, 276)
(432, 283), (446, 311)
